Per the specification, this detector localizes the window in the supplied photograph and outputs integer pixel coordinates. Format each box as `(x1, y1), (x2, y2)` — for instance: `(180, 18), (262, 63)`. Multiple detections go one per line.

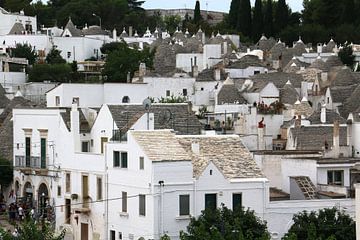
(201, 87), (204, 91)
(166, 90), (170, 97)
(40, 138), (46, 168)
(25, 137), (31, 167)
(113, 151), (120, 167)
(121, 152), (128, 168)
(72, 97), (79, 105)
(65, 173), (71, 193)
(139, 157), (144, 170)
(110, 230), (115, 240)
(232, 193), (242, 211)
(205, 193), (217, 210)
(57, 186), (61, 197)
(254, 70), (260, 75)
(81, 141), (89, 152)
(139, 194), (146, 216)
(119, 232), (122, 239)
(179, 195), (190, 216)
(114, 151), (128, 168)
(65, 199), (71, 224)
(122, 96), (130, 103)
(327, 97), (330, 104)
(327, 170), (344, 186)
(122, 191), (127, 213)
(97, 177), (102, 200)
(55, 96), (60, 106)
(183, 89), (187, 96)
(67, 52), (71, 58)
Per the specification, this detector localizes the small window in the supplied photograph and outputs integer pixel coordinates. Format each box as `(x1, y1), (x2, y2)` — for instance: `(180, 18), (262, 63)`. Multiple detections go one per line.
(179, 194), (190, 216)
(72, 97), (79, 105)
(254, 70), (260, 75)
(139, 194), (146, 216)
(81, 141), (89, 152)
(113, 151), (120, 167)
(97, 177), (102, 200)
(183, 89), (187, 96)
(122, 191), (127, 213)
(201, 87), (204, 91)
(139, 157), (144, 170)
(67, 51), (71, 58)
(119, 232), (122, 240)
(57, 186), (61, 197)
(166, 90), (170, 97)
(327, 97), (330, 104)
(122, 96), (130, 103)
(205, 193), (217, 210)
(55, 96), (60, 106)
(110, 230), (115, 240)
(121, 152), (128, 168)
(65, 173), (71, 193)
(327, 170), (344, 186)
(232, 193), (242, 211)
(210, 170), (213, 175)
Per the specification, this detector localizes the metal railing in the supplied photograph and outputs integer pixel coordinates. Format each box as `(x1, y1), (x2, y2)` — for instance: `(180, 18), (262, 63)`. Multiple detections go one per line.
(15, 155), (44, 169)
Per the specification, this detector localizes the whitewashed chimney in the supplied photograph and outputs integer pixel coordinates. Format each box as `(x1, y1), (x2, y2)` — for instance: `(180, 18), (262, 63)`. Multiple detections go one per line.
(71, 103), (80, 152)
(321, 104), (326, 123)
(333, 120), (340, 158)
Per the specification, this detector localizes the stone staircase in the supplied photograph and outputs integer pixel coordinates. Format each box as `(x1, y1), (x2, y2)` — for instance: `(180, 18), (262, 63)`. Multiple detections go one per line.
(292, 176), (318, 199)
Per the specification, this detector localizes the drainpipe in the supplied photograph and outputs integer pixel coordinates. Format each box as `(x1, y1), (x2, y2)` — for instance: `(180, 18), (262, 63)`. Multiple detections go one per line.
(193, 178), (197, 217)
(104, 144), (109, 240)
(158, 181), (164, 238)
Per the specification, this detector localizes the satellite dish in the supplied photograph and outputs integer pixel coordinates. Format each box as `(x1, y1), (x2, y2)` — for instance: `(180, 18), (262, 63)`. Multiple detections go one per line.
(143, 98), (152, 111)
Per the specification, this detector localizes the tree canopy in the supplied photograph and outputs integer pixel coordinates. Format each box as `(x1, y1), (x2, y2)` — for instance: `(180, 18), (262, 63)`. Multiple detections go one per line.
(180, 204), (270, 240)
(46, 47), (66, 65)
(283, 207), (355, 240)
(10, 44), (37, 65)
(101, 41), (155, 82)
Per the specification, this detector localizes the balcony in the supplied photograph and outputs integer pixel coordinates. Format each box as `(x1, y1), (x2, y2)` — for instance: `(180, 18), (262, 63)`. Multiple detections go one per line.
(15, 155), (47, 172)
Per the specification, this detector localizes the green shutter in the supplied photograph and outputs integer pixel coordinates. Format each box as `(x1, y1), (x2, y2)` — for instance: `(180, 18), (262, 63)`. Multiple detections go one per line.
(121, 152), (128, 168)
(25, 137), (31, 167)
(232, 193), (242, 211)
(41, 138), (46, 168)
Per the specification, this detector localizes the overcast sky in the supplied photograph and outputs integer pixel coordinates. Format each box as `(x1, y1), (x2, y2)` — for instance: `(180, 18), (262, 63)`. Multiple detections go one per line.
(143, 0), (304, 13)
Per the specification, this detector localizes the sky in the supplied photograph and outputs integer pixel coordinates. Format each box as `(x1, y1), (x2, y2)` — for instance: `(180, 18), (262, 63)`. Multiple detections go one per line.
(143, 0), (304, 13)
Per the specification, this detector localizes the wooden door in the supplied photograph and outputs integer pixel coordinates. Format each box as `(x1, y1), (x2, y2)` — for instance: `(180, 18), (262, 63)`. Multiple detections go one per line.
(81, 223), (88, 240)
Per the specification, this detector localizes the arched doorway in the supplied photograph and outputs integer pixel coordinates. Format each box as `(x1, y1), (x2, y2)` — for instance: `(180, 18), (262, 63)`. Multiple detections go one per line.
(38, 183), (50, 218)
(14, 181), (20, 197)
(23, 182), (33, 207)
(122, 96), (130, 103)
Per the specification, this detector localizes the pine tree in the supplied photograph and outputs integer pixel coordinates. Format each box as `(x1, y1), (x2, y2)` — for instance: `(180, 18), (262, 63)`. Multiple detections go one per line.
(193, 0), (202, 25)
(264, 0), (274, 37)
(237, 0), (252, 37)
(228, 0), (240, 29)
(252, 0), (263, 41)
(274, 0), (289, 34)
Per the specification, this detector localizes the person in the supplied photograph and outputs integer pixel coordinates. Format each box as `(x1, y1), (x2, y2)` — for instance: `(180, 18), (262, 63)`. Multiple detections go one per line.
(18, 205), (24, 221)
(30, 207), (36, 220)
(12, 228), (19, 238)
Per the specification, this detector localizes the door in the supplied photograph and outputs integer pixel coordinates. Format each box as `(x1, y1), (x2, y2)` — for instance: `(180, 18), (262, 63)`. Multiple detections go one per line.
(82, 175), (89, 208)
(81, 223), (88, 240)
(100, 137), (108, 154)
(65, 199), (71, 224)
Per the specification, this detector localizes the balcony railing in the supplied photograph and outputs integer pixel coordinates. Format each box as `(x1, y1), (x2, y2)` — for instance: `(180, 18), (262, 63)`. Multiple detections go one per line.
(15, 155), (44, 169)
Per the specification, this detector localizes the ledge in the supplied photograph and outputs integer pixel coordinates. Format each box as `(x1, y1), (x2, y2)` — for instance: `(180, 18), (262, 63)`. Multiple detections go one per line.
(175, 215), (191, 221)
(119, 212), (129, 217)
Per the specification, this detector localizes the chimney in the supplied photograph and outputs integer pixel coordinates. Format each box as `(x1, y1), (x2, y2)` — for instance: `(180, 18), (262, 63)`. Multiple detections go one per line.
(223, 42), (228, 55)
(214, 69), (221, 81)
(71, 103), (80, 152)
(257, 117), (265, 150)
(317, 43), (322, 53)
(129, 26), (133, 37)
(139, 62), (146, 81)
(333, 120), (340, 158)
(191, 142), (200, 154)
(112, 28), (117, 41)
(301, 81), (308, 99)
(321, 104), (326, 123)
(192, 56), (199, 78)
(295, 115), (301, 128)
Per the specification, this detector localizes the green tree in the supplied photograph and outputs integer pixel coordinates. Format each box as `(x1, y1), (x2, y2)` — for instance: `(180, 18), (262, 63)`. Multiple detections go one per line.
(263, 0), (273, 37)
(0, 218), (66, 240)
(10, 43), (37, 65)
(46, 47), (66, 65)
(274, 0), (289, 35)
(180, 204), (270, 240)
(28, 64), (72, 83)
(282, 207), (355, 240)
(193, 0), (202, 25)
(0, 156), (13, 189)
(252, 0), (263, 41)
(228, 0), (240, 29)
(237, 0), (252, 37)
(338, 44), (355, 67)
(341, 0), (355, 24)
(101, 42), (155, 82)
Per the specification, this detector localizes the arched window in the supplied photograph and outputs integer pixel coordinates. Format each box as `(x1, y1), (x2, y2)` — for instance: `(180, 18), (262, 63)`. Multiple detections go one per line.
(122, 96), (130, 103)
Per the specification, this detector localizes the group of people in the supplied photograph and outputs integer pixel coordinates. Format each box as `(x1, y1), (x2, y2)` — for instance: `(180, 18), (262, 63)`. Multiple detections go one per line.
(8, 203), (36, 223)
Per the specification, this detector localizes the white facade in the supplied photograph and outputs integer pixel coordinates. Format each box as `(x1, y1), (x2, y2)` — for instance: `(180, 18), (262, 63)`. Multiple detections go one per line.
(0, 8), (37, 35)
(225, 66), (268, 79)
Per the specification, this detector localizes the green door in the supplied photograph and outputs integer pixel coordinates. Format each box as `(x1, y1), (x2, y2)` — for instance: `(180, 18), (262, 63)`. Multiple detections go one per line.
(41, 138), (46, 168)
